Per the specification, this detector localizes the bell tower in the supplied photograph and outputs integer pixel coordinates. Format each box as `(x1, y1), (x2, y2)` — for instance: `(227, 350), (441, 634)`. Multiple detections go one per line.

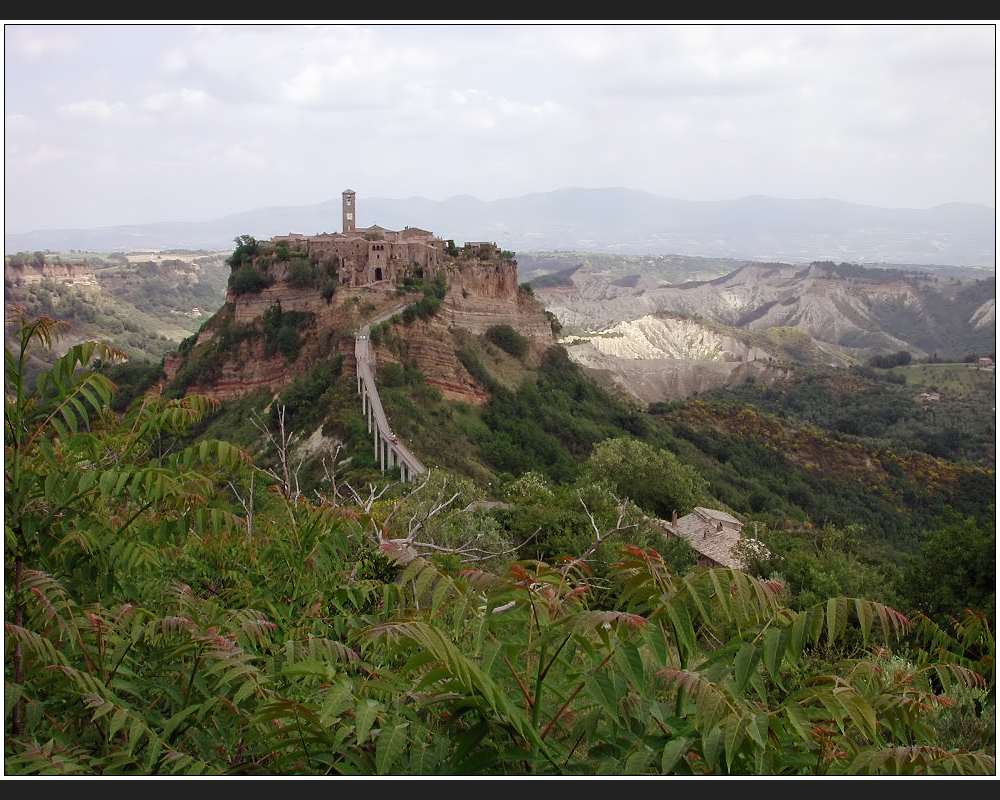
(342, 189), (356, 234)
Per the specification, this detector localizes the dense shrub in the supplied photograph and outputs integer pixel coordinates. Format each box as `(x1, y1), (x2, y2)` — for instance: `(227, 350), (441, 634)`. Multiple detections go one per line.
(262, 303), (313, 362)
(230, 264), (272, 295)
(322, 279), (338, 302)
(286, 257), (319, 288)
(226, 234), (260, 268)
(486, 324), (528, 358)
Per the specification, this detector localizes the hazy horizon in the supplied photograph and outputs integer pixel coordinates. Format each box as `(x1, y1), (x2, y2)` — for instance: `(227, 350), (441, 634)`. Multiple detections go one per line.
(4, 23), (995, 234)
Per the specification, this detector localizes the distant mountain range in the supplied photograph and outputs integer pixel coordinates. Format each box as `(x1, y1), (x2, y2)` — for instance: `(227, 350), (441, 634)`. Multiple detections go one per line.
(5, 188), (995, 268)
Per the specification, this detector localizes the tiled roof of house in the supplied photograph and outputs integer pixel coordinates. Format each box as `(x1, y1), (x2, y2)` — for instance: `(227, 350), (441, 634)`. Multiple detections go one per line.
(690, 507), (742, 528)
(663, 507), (747, 569)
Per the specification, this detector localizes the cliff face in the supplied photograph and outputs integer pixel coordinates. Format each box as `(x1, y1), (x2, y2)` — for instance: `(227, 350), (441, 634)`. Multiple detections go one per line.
(536, 262), (996, 358)
(166, 252), (555, 406)
(386, 259), (557, 404)
(6, 262), (98, 286)
(563, 341), (794, 405)
(443, 259), (554, 340)
(164, 340), (297, 404)
(532, 260), (996, 404)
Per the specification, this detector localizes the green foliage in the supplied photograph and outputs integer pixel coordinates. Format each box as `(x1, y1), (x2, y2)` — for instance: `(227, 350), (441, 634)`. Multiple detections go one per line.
(99, 360), (166, 412)
(583, 437), (707, 519)
(286, 256), (320, 289)
(869, 350), (913, 369)
(5, 313), (264, 773)
(473, 347), (653, 483)
(897, 514), (996, 625)
(270, 356), (343, 433)
(322, 279), (339, 302)
(226, 234), (260, 269)
(456, 344), (495, 390)
(747, 524), (904, 612)
(5, 250), (49, 269)
(708, 365), (994, 467)
(261, 302), (312, 362)
(665, 394), (994, 549)
(5, 311), (995, 775)
(230, 263), (273, 295)
(400, 271), (447, 323)
(4, 253), (229, 374)
(368, 320), (393, 348)
(485, 324), (528, 358)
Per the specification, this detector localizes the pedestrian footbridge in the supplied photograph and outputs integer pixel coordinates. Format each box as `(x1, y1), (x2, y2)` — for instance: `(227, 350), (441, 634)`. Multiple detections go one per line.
(355, 322), (427, 482)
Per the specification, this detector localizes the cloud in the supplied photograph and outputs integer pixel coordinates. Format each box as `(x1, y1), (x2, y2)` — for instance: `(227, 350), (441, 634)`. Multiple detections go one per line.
(6, 143), (72, 170)
(140, 88), (215, 114)
(3, 22), (994, 233)
(5, 25), (82, 59)
(57, 99), (128, 120)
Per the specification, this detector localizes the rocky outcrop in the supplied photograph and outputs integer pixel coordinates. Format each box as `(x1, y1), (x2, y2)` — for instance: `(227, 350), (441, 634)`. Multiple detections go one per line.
(563, 315), (771, 362)
(971, 298), (995, 330)
(533, 260), (996, 405)
(6, 262), (97, 286)
(385, 322), (492, 405)
(565, 341), (793, 404)
(168, 249), (556, 407)
(553, 313), (786, 403)
(443, 274), (554, 343)
(536, 262), (987, 353)
(193, 342), (294, 403)
(162, 336), (302, 403)
(379, 261), (555, 405)
(228, 284), (334, 327)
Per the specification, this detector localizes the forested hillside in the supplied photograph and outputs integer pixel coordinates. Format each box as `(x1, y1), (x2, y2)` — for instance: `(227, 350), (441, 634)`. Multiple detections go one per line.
(5, 293), (994, 774)
(3, 250), (229, 379)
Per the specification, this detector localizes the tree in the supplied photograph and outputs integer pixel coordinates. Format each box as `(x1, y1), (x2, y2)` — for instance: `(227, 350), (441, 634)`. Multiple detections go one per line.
(226, 234), (259, 269)
(256, 543), (994, 775)
(898, 514), (996, 624)
(485, 324), (528, 358)
(5, 310), (994, 776)
(5, 310), (257, 771)
(583, 437), (707, 519)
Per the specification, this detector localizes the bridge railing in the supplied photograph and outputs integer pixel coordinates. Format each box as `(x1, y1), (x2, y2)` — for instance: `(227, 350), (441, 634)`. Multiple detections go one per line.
(355, 324), (426, 482)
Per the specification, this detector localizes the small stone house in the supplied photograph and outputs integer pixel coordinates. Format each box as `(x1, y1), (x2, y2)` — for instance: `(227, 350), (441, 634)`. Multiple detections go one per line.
(665, 507), (755, 570)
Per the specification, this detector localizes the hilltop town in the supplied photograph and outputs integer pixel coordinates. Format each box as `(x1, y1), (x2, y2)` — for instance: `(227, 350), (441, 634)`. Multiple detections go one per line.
(162, 190), (555, 405)
(270, 189), (448, 288)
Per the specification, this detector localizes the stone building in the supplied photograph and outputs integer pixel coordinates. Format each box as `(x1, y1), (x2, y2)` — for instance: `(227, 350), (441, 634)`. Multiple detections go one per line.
(271, 189), (446, 289)
(664, 507), (766, 570)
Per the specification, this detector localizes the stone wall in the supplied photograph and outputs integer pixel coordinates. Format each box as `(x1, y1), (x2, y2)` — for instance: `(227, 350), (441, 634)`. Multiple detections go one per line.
(273, 227), (445, 289)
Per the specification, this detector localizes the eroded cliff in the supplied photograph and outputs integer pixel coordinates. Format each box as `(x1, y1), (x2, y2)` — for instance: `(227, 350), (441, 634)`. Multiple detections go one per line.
(164, 247), (555, 406)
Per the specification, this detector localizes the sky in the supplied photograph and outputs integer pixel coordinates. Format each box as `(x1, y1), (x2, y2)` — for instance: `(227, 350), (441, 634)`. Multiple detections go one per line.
(4, 22), (996, 233)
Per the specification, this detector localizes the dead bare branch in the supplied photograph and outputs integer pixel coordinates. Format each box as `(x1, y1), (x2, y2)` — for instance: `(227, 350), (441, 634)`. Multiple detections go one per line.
(228, 470), (256, 540)
(342, 479), (395, 514)
(250, 406), (304, 501)
(560, 491), (636, 574)
(320, 443), (345, 503)
(375, 471), (543, 565)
